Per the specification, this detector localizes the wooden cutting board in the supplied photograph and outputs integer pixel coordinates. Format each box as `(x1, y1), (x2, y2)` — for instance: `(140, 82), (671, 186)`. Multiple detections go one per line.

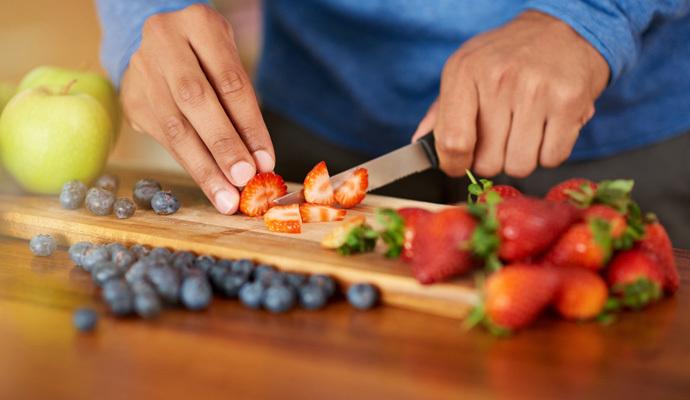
(0, 167), (478, 318)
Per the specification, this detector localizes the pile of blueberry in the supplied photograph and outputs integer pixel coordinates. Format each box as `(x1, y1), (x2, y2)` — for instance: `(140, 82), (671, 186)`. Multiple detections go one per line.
(67, 241), (380, 330)
(59, 174), (181, 217)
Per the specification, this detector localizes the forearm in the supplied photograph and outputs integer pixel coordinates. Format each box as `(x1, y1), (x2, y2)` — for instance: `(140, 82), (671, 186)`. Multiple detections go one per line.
(94, 0), (211, 88)
(522, 0), (690, 82)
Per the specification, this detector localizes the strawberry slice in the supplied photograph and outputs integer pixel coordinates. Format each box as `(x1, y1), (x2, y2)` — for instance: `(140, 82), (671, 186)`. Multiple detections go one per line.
(299, 203), (346, 223)
(303, 161), (335, 205)
(264, 204), (302, 233)
(239, 172), (288, 217)
(334, 168), (368, 208)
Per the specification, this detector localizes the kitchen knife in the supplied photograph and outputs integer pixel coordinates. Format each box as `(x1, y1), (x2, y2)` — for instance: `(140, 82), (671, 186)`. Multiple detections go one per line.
(273, 132), (439, 206)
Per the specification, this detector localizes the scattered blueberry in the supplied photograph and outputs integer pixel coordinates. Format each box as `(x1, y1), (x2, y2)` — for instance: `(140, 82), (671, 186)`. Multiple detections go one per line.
(110, 248), (136, 269)
(309, 274), (336, 299)
(195, 257), (216, 274)
(231, 259), (255, 278)
(73, 308), (98, 332)
(148, 247), (172, 260)
(219, 271), (247, 298)
(285, 272), (307, 289)
(171, 250), (196, 269)
(29, 234), (57, 256)
(129, 244), (151, 260)
(68, 241), (92, 265)
(151, 190), (181, 215)
(254, 264), (276, 282)
(263, 284), (296, 314)
(259, 270), (285, 287)
(102, 279), (134, 316)
(133, 291), (162, 318)
(114, 198), (136, 219)
(347, 283), (380, 310)
(59, 180), (88, 210)
(298, 283), (328, 311)
(91, 261), (125, 286)
(85, 187), (116, 216)
(134, 178), (162, 191)
(80, 245), (110, 272)
(180, 275), (212, 311)
(94, 174), (119, 194)
(61, 180), (88, 195)
(126, 259), (152, 283)
(132, 184), (160, 209)
(146, 265), (180, 304)
(239, 281), (265, 309)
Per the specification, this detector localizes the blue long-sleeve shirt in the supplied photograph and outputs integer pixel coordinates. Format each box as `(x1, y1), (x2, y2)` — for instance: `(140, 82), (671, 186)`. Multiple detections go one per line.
(95, 0), (690, 161)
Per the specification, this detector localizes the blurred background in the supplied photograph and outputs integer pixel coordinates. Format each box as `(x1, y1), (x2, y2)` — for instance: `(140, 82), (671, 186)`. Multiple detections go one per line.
(0, 0), (262, 174)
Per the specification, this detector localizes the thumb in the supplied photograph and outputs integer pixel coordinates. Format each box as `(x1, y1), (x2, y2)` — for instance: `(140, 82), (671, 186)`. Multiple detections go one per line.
(412, 99), (439, 142)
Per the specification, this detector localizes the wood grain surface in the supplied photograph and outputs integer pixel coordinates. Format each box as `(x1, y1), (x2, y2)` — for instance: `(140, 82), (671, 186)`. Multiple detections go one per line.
(0, 167), (477, 319)
(0, 235), (688, 400)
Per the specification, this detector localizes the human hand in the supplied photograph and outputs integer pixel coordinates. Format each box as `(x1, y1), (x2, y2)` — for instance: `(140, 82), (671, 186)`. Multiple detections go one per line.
(120, 4), (274, 214)
(412, 10), (610, 178)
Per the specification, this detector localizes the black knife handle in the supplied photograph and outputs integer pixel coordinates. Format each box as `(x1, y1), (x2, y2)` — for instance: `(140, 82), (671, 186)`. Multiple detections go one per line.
(416, 132), (439, 169)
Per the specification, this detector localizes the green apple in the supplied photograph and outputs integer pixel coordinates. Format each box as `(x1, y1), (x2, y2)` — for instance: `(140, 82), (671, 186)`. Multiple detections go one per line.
(0, 83), (113, 194)
(0, 81), (15, 113)
(18, 66), (120, 144)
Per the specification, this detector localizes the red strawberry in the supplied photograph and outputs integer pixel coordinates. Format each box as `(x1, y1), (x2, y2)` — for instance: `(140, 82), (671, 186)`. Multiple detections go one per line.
(299, 203), (346, 223)
(633, 221), (679, 293)
(479, 264), (559, 333)
(606, 249), (664, 310)
(411, 207), (478, 284)
(397, 207), (433, 261)
(552, 266), (608, 320)
(495, 196), (581, 262)
(264, 204), (302, 233)
(239, 172), (288, 217)
(543, 221), (612, 271)
(582, 204), (627, 239)
(334, 168), (368, 208)
(478, 185), (522, 203)
(545, 178), (598, 203)
(303, 161), (335, 205)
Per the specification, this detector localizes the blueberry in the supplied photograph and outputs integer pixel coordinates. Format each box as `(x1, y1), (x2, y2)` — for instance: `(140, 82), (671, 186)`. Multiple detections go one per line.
(231, 259), (255, 278)
(285, 272), (307, 289)
(151, 190), (181, 215)
(85, 188), (116, 216)
(171, 250), (196, 269)
(129, 244), (151, 260)
(219, 271), (247, 298)
(208, 264), (231, 290)
(133, 291), (162, 318)
(133, 178), (162, 191)
(195, 258), (216, 274)
(180, 275), (212, 311)
(102, 279), (134, 316)
(259, 270), (285, 287)
(148, 247), (172, 260)
(298, 283), (328, 311)
(80, 245), (110, 272)
(346, 283), (380, 310)
(69, 241), (92, 265)
(72, 308), (98, 332)
(195, 254), (216, 267)
(91, 261), (125, 286)
(94, 173), (119, 194)
(133, 184), (160, 209)
(106, 242), (127, 254)
(216, 258), (234, 269)
(239, 281), (265, 309)
(110, 248), (136, 269)
(308, 274), (336, 299)
(126, 260), (151, 283)
(114, 198), (136, 219)
(61, 180), (88, 195)
(29, 234), (57, 256)
(146, 266), (180, 304)
(60, 180), (87, 210)
(262, 284), (296, 313)
(254, 264), (276, 282)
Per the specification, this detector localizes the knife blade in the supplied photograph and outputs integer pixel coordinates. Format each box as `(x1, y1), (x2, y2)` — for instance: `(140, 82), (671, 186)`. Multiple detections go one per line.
(273, 132), (438, 206)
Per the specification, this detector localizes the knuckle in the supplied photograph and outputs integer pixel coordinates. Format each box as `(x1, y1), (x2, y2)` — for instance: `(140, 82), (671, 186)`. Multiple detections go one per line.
(209, 135), (238, 158)
(540, 151), (567, 169)
(161, 115), (186, 143)
(217, 69), (247, 98)
(142, 13), (168, 38)
(175, 79), (207, 106)
(189, 164), (215, 187)
(437, 135), (474, 156)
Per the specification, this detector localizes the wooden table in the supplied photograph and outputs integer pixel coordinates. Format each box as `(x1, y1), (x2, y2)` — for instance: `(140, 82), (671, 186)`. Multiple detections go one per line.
(1, 234), (689, 399)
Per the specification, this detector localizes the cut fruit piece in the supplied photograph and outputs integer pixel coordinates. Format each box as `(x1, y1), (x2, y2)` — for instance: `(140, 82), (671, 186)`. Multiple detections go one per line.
(334, 168), (368, 208)
(320, 216), (378, 255)
(264, 204), (302, 233)
(239, 172), (288, 217)
(299, 203), (346, 223)
(303, 161), (335, 205)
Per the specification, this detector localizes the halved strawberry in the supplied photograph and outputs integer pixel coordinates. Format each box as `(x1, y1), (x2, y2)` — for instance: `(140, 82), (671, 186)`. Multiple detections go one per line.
(304, 161), (335, 205)
(607, 249), (664, 310)
(299, 203), (346, 223)
(239, 172), (288, 217)
(320, 216), (378, 255)
(545, 178), (598, 204)
(264, 204), (302, 233)
(552, 265), (608, 320)
(334, 168), (368, 208)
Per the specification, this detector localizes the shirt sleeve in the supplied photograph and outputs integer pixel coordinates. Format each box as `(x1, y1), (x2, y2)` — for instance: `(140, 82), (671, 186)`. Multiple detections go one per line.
(522, 0), (690, 83)
(94, 0), (211, 88)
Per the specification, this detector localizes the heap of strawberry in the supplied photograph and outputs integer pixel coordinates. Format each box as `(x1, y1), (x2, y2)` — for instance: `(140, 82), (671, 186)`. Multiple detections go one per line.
(237, 161), (368, 233)
(321, 171), (680, 335)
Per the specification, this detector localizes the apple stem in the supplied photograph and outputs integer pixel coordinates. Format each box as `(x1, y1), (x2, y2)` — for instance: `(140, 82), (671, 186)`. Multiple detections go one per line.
(62, 79), (77, 95)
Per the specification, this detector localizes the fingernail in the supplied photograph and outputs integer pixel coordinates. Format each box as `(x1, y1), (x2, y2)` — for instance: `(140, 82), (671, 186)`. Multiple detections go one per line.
(215, 190), (238, 214)
(253, 150), (275, 173)
(230, 161), (255, 186)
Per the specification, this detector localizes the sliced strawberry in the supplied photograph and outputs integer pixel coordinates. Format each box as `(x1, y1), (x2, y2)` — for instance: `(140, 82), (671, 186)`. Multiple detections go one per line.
(264, 204), (302, 233)
(475, 264), (559, 334)
(334, 168), (368, 208)
(633, 220), (679, 293)
(545, 178), (598, 204)
(397, 207), (433, 261)
(239, 172), (288, 217)
(299, 203), (346, 223)
(320, 216), (378, 255)
(552, 265), (608, 320)
(411, 207), (478, 284)
(543, 221), (612, 271)
(303, 161), (335, 205)
(607, 249), (664, 310)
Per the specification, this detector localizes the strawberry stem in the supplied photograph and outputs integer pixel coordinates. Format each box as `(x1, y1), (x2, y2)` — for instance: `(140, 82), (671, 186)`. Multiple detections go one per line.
(375, 208), (405, 258)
